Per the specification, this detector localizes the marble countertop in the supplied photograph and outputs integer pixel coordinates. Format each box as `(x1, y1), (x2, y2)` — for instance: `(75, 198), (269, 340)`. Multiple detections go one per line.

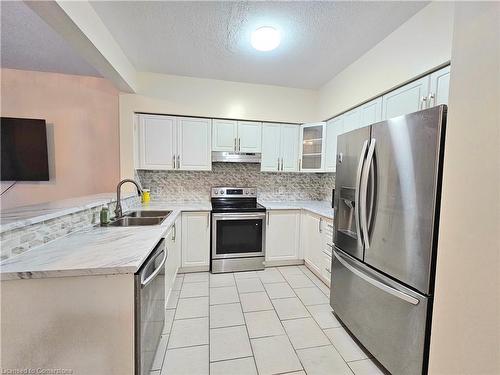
(0, 201), (211, 281)
(0, 192), (136, 233)
(259, 200), (334, 219)
(0, 199), (332, 281)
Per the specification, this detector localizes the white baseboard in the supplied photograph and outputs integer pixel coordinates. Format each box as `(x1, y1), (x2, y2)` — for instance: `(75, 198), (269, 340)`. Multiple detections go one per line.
(178, 265), (210, 273)
(265, 259), (304, 267)
(304, 259), (330, 287)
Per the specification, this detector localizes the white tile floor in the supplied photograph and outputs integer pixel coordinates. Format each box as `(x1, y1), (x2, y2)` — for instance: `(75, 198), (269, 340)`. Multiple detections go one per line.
(150, 265), (388, 375)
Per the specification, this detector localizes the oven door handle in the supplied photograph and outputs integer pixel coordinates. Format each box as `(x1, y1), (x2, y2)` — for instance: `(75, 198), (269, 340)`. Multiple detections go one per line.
(212, 212), (266, 220)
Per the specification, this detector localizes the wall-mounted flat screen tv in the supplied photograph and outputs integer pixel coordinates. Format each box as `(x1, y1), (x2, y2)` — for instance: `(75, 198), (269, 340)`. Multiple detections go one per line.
(1, 117), (50, 181)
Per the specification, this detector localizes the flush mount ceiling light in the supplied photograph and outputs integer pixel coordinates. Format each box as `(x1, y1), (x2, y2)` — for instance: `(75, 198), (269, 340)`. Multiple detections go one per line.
(251, 26), (281, 51)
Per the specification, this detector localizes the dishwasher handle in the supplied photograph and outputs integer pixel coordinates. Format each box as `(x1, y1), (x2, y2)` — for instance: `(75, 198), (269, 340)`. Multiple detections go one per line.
(140, 239), (167, 288)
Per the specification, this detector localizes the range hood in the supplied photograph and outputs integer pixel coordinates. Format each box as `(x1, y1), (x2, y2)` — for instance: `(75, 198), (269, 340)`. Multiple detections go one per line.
(212, 151), (261, 163)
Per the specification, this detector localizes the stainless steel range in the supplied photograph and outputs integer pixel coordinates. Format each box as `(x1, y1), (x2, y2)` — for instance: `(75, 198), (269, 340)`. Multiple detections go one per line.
(211, 187), (266, 273)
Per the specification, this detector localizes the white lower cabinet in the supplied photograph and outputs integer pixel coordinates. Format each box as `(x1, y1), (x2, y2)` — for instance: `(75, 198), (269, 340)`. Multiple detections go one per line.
(165, 216), (181, 300)
(265, 210), (301, 263)
(301, 212), (324, 275)
(321, 222), (334, 286)
(301, 211), (333, 285)
(181, 211), (210, 271)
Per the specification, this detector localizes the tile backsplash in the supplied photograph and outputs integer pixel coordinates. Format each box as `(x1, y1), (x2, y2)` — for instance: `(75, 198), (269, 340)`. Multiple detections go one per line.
(137, 163), (335, 202)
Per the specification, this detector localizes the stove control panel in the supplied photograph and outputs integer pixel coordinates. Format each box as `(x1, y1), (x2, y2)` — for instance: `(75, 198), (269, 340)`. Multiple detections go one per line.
(211, 187), (257, 198)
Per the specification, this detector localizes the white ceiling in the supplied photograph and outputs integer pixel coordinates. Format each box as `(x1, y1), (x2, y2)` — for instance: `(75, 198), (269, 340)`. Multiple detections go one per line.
(90, 1), (427, 89)
(0, 1), (101, 77)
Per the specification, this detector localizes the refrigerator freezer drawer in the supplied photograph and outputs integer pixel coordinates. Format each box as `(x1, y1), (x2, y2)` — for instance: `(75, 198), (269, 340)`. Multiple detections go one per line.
(330, 249), (430, 375)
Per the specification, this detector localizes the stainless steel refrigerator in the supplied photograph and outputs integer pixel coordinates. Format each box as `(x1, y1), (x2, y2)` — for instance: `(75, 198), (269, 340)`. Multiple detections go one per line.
(330, 105), (447, 375)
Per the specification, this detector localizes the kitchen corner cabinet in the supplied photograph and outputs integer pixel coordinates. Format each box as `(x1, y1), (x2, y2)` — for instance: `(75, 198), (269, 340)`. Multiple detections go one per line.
(265, 210), (301, 263)
(261, 123), (300, 172)
(299, 122), (326, 172)
(137, 114), (211, 171)
(181, 212), (210, 271)
(212, 120), (262, 153)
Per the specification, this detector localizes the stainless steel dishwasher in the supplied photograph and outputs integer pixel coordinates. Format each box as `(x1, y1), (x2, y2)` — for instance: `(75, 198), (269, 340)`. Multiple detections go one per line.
(135, 238), (167, 375)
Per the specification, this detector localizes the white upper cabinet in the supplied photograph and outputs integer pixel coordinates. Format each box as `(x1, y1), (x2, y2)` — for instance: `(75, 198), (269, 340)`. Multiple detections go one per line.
(429, 65), (450, 107)
(177, 117), (212, 171)
(341, 108), (361, 134)
(382, 75), (430, 120)
(138, 114), (176, 170)
(261, 123), (281, 172)
(137, 114), (211, 171)
(280, 125), (300, 172)
(212, 120), (261, 152)
(382, 66), (450, 120)
(299, 122), (326, 172)
(261, 123), (299, 172)
(359, 97), (383, 127)
(238, 121), (262, 153)
(212, 119), (237, 151)
(325, 117), (343, 173)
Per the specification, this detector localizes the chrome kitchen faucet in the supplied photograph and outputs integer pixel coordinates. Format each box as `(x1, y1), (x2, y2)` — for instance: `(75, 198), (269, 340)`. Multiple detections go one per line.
(114, 179), (143, 219)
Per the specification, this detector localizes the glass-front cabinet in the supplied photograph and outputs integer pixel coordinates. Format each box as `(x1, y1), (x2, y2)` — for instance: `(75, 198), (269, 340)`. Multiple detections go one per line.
(299, 122), (326, 172)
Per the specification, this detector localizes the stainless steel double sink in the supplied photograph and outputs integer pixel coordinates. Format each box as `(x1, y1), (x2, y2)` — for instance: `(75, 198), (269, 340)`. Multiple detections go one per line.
(107, 210), (171, 227)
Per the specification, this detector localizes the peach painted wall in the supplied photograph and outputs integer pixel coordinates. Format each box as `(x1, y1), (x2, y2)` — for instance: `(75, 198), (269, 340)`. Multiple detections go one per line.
(0, 69), (120, 209)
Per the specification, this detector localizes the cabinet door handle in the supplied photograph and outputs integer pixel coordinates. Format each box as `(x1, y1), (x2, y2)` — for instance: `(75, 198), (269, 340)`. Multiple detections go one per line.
(172, 154), (176, 169)
(238, 138), (241, 152)
(267, 211), (270, 225)
(319, 217), (323, 233)
(420, 96), (428, 110)
(234, 138), (237, 152)
(280, 158), (283, 171)
(177, 155), (180, 169)
(172, 223), (176, 241)
(429, 92), (436, 107)
(277, 157), (280, 171)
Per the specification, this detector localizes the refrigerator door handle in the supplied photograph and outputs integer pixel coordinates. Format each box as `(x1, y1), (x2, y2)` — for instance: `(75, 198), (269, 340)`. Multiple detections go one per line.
(333, 249), (420, 305)
(360, 138), (376, 249)
(355, 140), (369, 248)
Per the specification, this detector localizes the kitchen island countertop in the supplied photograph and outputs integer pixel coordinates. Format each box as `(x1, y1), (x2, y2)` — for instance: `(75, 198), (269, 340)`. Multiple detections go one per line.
(0, 201), (211, 281)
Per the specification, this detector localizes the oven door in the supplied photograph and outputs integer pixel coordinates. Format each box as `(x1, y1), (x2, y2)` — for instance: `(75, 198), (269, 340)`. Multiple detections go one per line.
(212, 212), (266, 259)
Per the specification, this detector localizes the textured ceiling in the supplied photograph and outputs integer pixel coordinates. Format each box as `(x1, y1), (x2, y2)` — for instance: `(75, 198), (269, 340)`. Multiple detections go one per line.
(90, 1), (427, 89)
(0, 1), (101, 77)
